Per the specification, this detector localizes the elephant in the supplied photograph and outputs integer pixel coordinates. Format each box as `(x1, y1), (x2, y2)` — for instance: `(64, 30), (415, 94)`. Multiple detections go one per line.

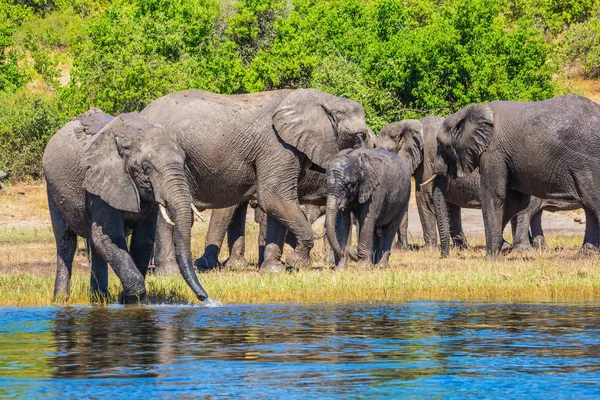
(0, 169), (11, 190)
(43, 108), (208, 304)
(141, 89), (369, 273)
(378, 117), (581, 255)
(432, 95), (597, 255)
(325, 148), (412, 267)
(153, 168), (329, 273)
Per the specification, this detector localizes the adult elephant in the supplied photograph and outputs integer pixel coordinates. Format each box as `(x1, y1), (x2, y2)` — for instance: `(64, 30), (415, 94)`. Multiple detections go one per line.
(379, 117), (580, 255)
(432, 95), (596, 255)
(141, 89), (369, 272)
(43, 109), (208, 303)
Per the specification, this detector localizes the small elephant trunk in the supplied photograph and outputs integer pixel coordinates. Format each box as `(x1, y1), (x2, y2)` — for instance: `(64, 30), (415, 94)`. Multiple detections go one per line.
(432, 183), (451, 257)
(162, 167), (209, 301)
(326, 196), (345, 259)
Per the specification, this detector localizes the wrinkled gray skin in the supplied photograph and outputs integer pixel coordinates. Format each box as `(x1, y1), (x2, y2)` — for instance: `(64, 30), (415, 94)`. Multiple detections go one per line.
(0, 169), (11, 190)
(326, 148), (411, 267)
(433, 95), (594, 256)
(154, 169), (328, 273)
(142, 89), (369, 273)
(43, 109), (208, 304)
(378, 117), (580, 254)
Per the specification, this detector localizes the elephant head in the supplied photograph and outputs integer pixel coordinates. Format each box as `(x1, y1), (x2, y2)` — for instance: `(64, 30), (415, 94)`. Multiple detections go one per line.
(272, 89), (370, 170)
(433, 104), (494, 179)
(378, 119), (424, 173)
(81, 112), (208, 301)
(0, 169), (11, 190)
(325, 149), (384, 258)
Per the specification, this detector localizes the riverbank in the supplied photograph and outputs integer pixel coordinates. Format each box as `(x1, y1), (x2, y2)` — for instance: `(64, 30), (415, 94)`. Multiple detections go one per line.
(1, 182), (597, 306)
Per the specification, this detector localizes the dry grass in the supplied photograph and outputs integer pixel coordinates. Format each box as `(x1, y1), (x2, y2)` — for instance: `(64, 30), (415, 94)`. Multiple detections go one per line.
(1, 182), (600, 306)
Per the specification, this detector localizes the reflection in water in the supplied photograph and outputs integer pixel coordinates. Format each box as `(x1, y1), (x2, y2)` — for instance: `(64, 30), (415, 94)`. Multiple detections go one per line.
(1, 302), (600, 397)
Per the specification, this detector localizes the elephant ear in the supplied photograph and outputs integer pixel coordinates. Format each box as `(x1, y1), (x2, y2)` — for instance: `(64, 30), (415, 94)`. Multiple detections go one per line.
(81, 117), (140, 213)
(272, 89), (367, 169)
(397, 120), (424, 173)
(358, 151), (384, 204)
(452, 104), (494, 176)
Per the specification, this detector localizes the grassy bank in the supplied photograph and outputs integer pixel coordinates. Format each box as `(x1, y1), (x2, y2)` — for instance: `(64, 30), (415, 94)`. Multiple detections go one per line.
(1, 182), (599, 306)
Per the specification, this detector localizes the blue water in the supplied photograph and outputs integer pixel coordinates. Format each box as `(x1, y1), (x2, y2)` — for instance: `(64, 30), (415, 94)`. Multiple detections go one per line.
(1, 302), (600, 398)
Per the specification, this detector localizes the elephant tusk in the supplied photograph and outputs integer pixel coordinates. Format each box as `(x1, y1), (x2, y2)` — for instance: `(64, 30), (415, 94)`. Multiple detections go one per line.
(420, 174), (438, 187)
(159, 204), (175, 226)
(191, 203), (205, 222)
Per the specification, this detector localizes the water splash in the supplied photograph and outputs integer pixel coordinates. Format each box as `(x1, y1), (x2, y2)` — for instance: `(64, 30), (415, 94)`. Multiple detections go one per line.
(202, 297), (223, 308)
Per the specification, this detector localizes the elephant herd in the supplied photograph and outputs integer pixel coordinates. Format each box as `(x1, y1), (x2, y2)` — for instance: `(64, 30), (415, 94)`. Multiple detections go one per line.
(38, 88), (599, 304)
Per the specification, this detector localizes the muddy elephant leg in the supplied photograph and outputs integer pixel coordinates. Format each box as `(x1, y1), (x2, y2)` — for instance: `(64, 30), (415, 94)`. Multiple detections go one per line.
(512, 211), (533, 251)
(130, 210), (158, 278)
(480, 163), (508, 256)
(260, 193), (314, 271)
(225, 202), (249, 267)
(498, 191), (531, 253)
(90, 246), (108, 299)
(448, 204), (469, 249)
(356, 209), (376, 265)
(48, 196), (77, 302)
(152, 214), (178, 275)
(260, 214), (288, 272)
(90, 199), (147, 304)
(194, 205), (237, 270)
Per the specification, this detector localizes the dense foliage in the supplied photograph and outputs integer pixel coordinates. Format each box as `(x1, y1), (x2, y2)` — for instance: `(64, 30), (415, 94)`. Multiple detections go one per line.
(1, 0), (599, 179)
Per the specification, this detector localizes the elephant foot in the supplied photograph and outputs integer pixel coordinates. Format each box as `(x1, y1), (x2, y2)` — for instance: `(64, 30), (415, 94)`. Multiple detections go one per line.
(285, 250), (312, 269)
(194, 255), (222, 271)
(224, 255), (249, 268)
(579, 243), (599, 255)
(151, 261), (179, 276)
(513, 242), (532, 252)
(531, 235), (547, 250)
(260, 259), (286, 273)
(394, 240), (408, 251)
(119, 291), (148, 305)
(500, 240), (513, 254)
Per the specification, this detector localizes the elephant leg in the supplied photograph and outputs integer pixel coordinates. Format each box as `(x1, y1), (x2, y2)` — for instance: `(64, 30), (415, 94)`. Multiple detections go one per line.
(480, 162), (508, 255)
(512, 211), (533, 251)
(377, 214), (404, 267)
(333, 210), (352, 269)
(130, 210), (158, 278)
(260, 214), (288, 272)
(499, 191), (531, 253)
(448, 204), (468, 249)
(225, 202), (249, 267)
(49, 195), (77, 302)
(256, 208), (267, 266)
(90, 246), (108, 299)
(195, 205), (237, 270)
(529, 211), (546, 249)
(261, 199), (314, 270)
(356, 208), (376, 265)
(394, 209), (409, 250)
(90, 200), (147, 304)
(416, 187), (438, 249)
(582, 209), (600, 250)
(152, 213), (178, 276)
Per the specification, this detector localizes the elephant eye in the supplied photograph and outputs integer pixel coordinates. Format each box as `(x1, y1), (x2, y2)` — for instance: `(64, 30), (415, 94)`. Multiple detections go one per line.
(142, 161), (153, 174)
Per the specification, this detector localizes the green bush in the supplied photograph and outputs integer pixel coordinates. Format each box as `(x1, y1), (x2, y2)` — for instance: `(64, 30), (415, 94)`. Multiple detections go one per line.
(0, 91), (64, 179)
(561, 17), (600, 78)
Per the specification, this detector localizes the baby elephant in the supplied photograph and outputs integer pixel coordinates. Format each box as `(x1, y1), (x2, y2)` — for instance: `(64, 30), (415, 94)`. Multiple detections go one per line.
(325, 148), (411, 267)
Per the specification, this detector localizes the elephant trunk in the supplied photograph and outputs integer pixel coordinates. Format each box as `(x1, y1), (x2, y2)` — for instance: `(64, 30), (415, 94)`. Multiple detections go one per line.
(432, 182), (451, 257)
(326, 196), (345, 259)
(161, 166), (208, 301)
